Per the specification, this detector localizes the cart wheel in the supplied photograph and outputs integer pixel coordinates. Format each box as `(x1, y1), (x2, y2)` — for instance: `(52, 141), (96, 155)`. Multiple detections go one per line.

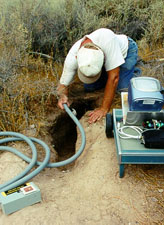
(105, 113), (113, 138)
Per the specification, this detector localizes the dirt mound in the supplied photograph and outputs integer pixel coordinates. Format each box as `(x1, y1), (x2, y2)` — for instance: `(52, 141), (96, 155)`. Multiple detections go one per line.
(0, 84), (164, 224)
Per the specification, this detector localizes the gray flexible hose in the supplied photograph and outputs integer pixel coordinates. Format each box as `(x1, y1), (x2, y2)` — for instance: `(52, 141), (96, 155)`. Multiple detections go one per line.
(0, 104), (86, 192)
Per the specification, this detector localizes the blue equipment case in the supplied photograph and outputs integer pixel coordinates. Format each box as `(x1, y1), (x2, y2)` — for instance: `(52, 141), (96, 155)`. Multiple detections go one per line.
(128, 77), (164, 111)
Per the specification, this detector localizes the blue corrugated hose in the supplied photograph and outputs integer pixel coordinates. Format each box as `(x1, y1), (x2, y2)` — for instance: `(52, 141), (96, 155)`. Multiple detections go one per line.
(0, 104), (86, 192)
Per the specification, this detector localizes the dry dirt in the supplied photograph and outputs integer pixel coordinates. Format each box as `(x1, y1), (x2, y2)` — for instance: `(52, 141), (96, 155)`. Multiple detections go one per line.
(0, 90), (164, 225)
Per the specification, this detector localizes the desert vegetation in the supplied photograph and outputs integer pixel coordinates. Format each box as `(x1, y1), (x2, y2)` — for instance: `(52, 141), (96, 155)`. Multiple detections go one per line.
(0, 0), (164, 131)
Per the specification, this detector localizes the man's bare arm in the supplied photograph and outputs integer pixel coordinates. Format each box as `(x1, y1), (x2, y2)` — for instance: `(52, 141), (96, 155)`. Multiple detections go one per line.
(101, 67), (120, 112)
(88, 67), (119, 123)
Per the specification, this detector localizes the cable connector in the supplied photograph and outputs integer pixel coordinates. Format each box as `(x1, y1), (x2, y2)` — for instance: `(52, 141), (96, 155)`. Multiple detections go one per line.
(71, 108), (77, 116)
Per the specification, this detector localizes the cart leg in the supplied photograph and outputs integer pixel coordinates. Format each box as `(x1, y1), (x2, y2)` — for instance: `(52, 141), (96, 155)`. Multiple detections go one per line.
(119, 164), (124, 178)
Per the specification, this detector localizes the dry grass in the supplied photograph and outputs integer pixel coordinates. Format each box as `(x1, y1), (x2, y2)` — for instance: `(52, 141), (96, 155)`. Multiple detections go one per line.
(0, 57), (62, 133)
(132, 165), (164, 225)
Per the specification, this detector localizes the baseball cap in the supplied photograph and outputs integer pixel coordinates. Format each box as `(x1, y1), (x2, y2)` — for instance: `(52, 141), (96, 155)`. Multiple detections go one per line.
(77, 43), (104, 84)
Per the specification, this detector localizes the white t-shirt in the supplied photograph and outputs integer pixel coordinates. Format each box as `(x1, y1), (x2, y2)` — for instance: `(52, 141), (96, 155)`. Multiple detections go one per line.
(60, 28), (128, 86)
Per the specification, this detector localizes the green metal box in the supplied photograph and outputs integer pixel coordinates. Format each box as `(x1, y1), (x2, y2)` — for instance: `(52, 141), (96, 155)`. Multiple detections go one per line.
(0, 182), (41, 215)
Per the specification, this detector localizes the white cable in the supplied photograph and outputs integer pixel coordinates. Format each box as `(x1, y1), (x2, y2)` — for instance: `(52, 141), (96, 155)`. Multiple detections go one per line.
(117, 125), (143, 139)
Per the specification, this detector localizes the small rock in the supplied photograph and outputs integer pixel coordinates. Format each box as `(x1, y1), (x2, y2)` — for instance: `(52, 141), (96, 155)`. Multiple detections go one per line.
(151, 197), (158, 202)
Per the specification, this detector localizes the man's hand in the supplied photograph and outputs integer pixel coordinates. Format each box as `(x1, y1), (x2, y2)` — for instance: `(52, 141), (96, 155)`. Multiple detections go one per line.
(88, 108), (107, 123)
(58, 94), (70, 109)
(57, 84), (70, 109)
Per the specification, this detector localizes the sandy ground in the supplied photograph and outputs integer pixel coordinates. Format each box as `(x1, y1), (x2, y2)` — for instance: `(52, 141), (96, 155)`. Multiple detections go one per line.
(0, 110), (164, 225)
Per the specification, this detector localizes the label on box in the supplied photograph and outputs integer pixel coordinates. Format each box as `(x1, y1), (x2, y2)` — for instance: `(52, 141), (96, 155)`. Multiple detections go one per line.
(143, 100), (155, 105)
(20, 184), (36, 195)
(1, 184), (28, 196)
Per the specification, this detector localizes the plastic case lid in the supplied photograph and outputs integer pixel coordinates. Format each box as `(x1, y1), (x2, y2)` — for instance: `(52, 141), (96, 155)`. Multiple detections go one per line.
(131, 77), (161, 92)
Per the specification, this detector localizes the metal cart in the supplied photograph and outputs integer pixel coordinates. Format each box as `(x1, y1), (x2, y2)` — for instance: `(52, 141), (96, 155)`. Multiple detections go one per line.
(106, 93), (164, 178)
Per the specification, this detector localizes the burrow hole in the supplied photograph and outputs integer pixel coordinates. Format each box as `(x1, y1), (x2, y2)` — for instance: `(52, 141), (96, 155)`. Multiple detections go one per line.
(49, 100), (96, 165)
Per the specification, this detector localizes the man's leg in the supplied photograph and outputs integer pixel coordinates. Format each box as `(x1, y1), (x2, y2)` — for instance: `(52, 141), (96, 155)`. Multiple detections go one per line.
(117, 37), (141, 91)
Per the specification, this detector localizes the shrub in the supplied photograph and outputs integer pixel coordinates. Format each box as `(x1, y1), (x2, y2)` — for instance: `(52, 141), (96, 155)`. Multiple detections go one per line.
(144, 0), (164, 48)
(0, 0), (31, 84)
(0, 0), (164, 132)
